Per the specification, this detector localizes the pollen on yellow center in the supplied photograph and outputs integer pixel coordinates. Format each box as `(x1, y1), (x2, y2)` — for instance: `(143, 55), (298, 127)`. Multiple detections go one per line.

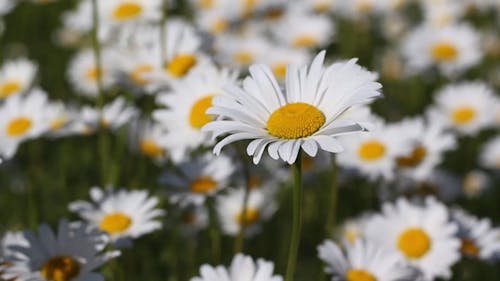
(292, 35), (318, 48)
(140, 139), (164, 158)
(190, 176), (217, 193)
(234, 51), (254, 65)
(113, 2), (143, 20)
(41, 256), (80, 281)
(452, 106), (476, 125)
(99, 212), (132, 234)
(461, 238), (479, 256)
(166, 54), (197, 78)
(189, 95), (215, 129)
(85, 67), (102, 81)
(235, 208), (260, 225)
(358, 140), (386, 162)
(0, 80), (22, 98)
(211, 19), (228, 34)
(346, 269), (377, 281)
(267, 102), (325, 139)
(397, 145), (427, 167)
(130, 64), (154, 85)
(431, 42), (459, 62)
(397, 228), (432, 259)
(6, 116), (32, 137)
(272, 63), (287, 80)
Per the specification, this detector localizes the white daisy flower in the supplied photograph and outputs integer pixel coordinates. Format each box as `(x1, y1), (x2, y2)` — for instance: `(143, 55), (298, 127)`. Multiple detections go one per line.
(462, 170), (490, 198)
(0, 0), (15, 16)
(67, 106), (100, 136)
(153, 65), (238, 162)
(99, 0), (162, 26)
(318, 239), (419, 281)
(479, 135), (500, 170)
(178, 205), (209, 235)
(336, 214), (373, 245)
(45, 101), (79, 138)
(114, 47), (160, 93)
(337, 119), (410, 181)
(421, 0), (463, 27)
(0, 58), (37, 99)
(203, 51), (382, 164)
(263, 47), (311, 83)
(67, 48), (116, 98)
(0, 88), (49, 159)
(0, 220), (119, 281)
(402, 23), (482, 76)
(391, 117), (456, 181)
(215, 33), (272, 70)
(364, 197), (461, 281)
(427, 82), (496, 136)
(216, 187), (277, 236)
(194, 8), (232, 35)
(452, 208), (500, 261)
(190, 253), (282, 281)
(99, 97), (138, 131)
(132, 119), (168, 163)
(69, 187), (165, 244)
(160, 152), (235, 206)
(0, 231), (28, 261)
(334, 0), (396, 18)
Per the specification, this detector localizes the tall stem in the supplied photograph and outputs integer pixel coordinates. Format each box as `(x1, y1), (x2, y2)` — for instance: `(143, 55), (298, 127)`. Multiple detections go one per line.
(234, 145), (251, 253)
(285, 153), (303, 281)
(325, 155), (339, 237)
(207, 197), (221, 264)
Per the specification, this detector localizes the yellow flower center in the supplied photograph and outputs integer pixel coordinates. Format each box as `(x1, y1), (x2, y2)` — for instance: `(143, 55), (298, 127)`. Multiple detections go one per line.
(358, 140), (386, 161)
(166, 54), (197, 78)
(99, 212), (132, 234)
(461, 238), (479, 257)
(357, 0), (374, 13)
(211, 19), (228, 34)
(113, 2), (143, 20)
(199, 0), (214, 9)
(346, 269), (377, 281)
(189, 95), (215, 129)
(41, 256), (80, 281)
(234, 51), (254, 65)
(6, 117), (32, 137)
(140, 139), (164, 158)
(190, 176), (217, 193)
(265, 8), (285, 20)
(314, 2), (330, 13)
(452, 106), (476, 125)
(235, 208), (260, 225)
(431, 42), (458, 62)
(50, 118), (67, 131)
(397, 145), (427, 168)
(85, 67), (102, 81)
(345, 229), (359, 244)
(292, 35), (318, 48)
(0, 80), (22, 98)
(130, 64), (154, 85)
(267, 102), (325, 139)
(272, 62), (287, 80)
(398, 228), (432, 259)
(243, 0), (257, 16)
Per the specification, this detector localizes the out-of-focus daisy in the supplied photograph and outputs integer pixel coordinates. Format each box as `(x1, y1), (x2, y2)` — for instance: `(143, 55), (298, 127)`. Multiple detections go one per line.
(217, 187), (277, 236)
(0, 220), (119, 281)
(0, 231), (27, 261)
(99, 97), (138, 131)
(67, 49), (116, 98)
(203, 51), (382, 164)
(365, 197), (460, 281)
(462, 170), (490, 198)
(153, 65), (238, 162)
(160, 152), (235, 206)
(337, 120), (410, 181)
(336, 214), (372, 245)
(452, 208), (500, 261)
(402, 23), (482, 76)
(190, 253), (282, 281)
(45, 101), (78, 138)
(263, 46), (310, 82)
(100, 0), (162, 26)
(391, 117), (456, 181)
(0, 58), (37, 99)
(115, 47), (160, 93)
(428, 82), (496, 136)
(69, 187), (164, 245)
(177, 205), (209, 235)
(318, 239), (419, 281)
(132, 120), (168, 163)
(215, 33), (271, 70)
(0, 89), (49, 159)
(479, 135), (500, 170)
(421, 0), (462, 27)
(67, 106), (100, 136)
(0, 0), (15, 16)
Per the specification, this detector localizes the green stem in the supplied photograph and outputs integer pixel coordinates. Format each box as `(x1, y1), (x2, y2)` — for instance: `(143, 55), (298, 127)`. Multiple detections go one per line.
(234, 145), (251, 254)
(207, 197), (221, 264)
(285, 153), (303, 281)
(325, 155), (339, 237)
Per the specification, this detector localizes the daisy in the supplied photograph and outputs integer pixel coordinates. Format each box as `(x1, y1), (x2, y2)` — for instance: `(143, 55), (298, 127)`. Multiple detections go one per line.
(132, 119), (168, 163)
(203, 51), (382, 164)
(177, 205), (209, 235)
(0, 231), (28, 261)
(427, 82), (496, 136)
(216, 187), (277, 236)
(336, 214), (373, 245)
(190, 253), (282, 281)
(69, 186), (165, 245)
(99, 97), (138, 131)
(391, 117), (456, 181)
(160, 152), (235, 206)
(364, 197), (461, 280)
(67, 106), (100, 136)
(263, 47), (311, 82)
(452, 208), (500, 261)
(45, 101), (78, 138)
(479, 135), (500, 170)
(337, 119), (410, 181)
(215, 33), (272, 70)
(462, 170), (490, 198)
(402, 23), (482, 76)
(99, 0), (162, 26)
(67, 48), (116, 98)
(114, 47), (160, 93)
(0, 58), (37, 99)
(0, 220), (119, 281)
(318, 239), (419, 281)
(421, 0), (463, 27)
(0, 0), (15, 16)
(0, 88), (49, 159)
